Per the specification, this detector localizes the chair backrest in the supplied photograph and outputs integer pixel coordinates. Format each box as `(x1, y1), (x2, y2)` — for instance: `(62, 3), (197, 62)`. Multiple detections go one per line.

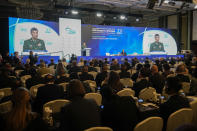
(88, 72), (98, 80)
(0, 100), (12, 114)
(84, 127), (113, 131)
(58, 82), (69, 92)
(21, 75), (31, 85)
(117, 88), (135, 97)
(134, 117), (163, 131)
(15, 70), (24, 76)
(114, 70), (121, 74)
(84, 93), (102, 106)
(166, 108), (193, 131)
(0, 88), (12, 99)
(95, 67), (100, 72)
(84, 80), (97, 92)
(181, 82), (190, 94)
(139, 87), (158, 102)
(43, 99), (70, 114)
(190, 100), (197, 124)
(120, 78), (133, 88)
(30, 84), (45, 98)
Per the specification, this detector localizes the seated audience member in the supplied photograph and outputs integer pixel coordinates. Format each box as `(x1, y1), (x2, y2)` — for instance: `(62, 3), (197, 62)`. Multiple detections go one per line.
(25, 73), (44, 90)
(77, 58), (84, 67)
(60, 79), (100, 131)
(36, 59), (44, 67)
(175, 124), (197, 131)
(69, 72), (79, 80)
(14, 61), (25, 71)
(189, 67), (197, 95)
(0, 88), (49, 131)
(88, 61), (97, 72)
(101, 71), (124, 103)
(131, 63), (143, 82)
(110, 59), (120, 71)
(62, 58), (68, 67)
(20, 64), (36, 77)
(159, 77), (190, 130)
(149, 65), (165, 93)
(132, 68), (150, 97)
(79, 66), (94, 81)
(175, 64), (190, 82)
(56, 62), (67, 76)
(95, 65), (108, 87)
(3, 51), (12, 64)
(162, 63), (174, 78)
(124, 58), (131, 70)
(68, 61), (81, 74)
(48, 58), (57, 69)
(34, 74), (64, 114)
(119, 64), (130, 79)
(12, 51), (20, 66)
(55, 69), (70, 84)
(104, 58), (109, 64)
(100, 72), (139, 131)
(37, 62), (54, 76)
(0, 67), (16, 89)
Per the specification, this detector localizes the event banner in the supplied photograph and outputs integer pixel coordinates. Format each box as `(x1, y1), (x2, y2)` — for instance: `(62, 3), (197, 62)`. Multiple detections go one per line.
(59, 18), (81, 56)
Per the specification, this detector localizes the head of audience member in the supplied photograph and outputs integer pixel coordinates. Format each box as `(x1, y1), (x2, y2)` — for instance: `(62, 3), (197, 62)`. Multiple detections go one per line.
(89, 61), (94, 67)
(44, 74), (55, 84)
(67, 79), (85, 99)
(84, 60), (87, 66)
(26, 58), (30, 64)
(56, 62), (65, 75)
(40, 62), (46, 68)
(151, 65), (158, 74)
(82, 66), (88, 73)
(72, 60), (77, 67)
(108, 71), (123, 93)
(62, 58), (66, 62)
(176, 64), (187, 74)
(121, 64), (127, 72)
(14, 51), (19, 57)
(5, 88), (31, 131)
(163, 63), (170, 72)
(136, 63), (143, 71)
(165, 76), (182, 95)
(102, 65), (108, 72)
(80, 58), (84, 63)
(39, 59), (44, 64)
(144, 63), (150, 69)
(139, 68), (148, 79)
(29, 51), (33, 56)
(50, 58), (54, 64)
(112, 59), (118, 65)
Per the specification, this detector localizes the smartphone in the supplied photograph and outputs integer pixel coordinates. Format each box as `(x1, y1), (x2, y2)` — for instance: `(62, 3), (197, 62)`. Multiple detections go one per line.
(100, 105), (104, 109)
(138, 99), (144, 103)
(160, 96), (165, 99)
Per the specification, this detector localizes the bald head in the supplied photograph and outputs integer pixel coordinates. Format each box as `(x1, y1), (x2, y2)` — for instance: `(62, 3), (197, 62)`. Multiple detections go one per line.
(151, 65), (158, 74)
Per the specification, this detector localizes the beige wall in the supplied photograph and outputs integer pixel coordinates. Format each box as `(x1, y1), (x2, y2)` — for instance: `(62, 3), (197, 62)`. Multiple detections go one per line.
(181, 15), (188, 50)
(193, 10), (197, 40)
(167, 15), (178, 29)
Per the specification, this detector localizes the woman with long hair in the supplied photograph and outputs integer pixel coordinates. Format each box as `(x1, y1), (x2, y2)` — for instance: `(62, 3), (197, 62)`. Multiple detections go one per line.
(56, 62), (67, 76)
(2, 88), (49, 131)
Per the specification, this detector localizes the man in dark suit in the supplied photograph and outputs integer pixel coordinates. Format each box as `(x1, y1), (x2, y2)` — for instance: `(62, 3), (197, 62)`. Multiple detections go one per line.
(95, 65), (108, 87)
(175, 64), (190, 83)
(29, 51), (38, 66)
(110, 59), (120, 71)
(88, 61), (97, 72)
(79, 66), (94, 81)
(132, 68), (150, 97)
(159, 77), (190, 131)
(119, 64), (130, 79)
(149, 65), (165, 93)
(33, 74), (64, 114)
(68, 61), (81, 74)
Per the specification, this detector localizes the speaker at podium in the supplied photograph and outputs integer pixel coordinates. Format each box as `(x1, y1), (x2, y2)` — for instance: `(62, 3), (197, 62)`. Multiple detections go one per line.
(84, 48), (91, 56)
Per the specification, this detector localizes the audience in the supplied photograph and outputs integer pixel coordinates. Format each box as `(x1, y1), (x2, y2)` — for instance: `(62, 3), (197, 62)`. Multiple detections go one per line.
(60, 79), (100, 131)
(37, 62), (54, 76)
(176, 64), (190, 83)
(95, 65), (108, 87)
(110, 59), (120, 70)
(55, 69), (70, 84)
(55, 62), (67, 76)
(34, 74), (64, 114)
(0, 88), (49, 131)
(48, 58), (57, 69)
(88, 61), (97, 72)
(162, 63), (174, 78)
(159, 76), (190, 130)
(119, 64), (131, 78)
(79, 66), (94, 81)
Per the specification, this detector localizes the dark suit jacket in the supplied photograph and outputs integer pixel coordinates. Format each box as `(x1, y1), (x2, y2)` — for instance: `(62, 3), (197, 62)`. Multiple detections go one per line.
(119, 71), (130, 79)
(68, 66), (81, 74)
(101, 95), (139, 131)
(95, 71), (108, 87)
(159, 95), (190, 130)
(79, 72), (94, 81)
(29, 55), (38, 66)
(176, 74), (190, 83)
(34, 84), (64, 113)
(132, 79), (150, 97)
(149, 73), (165, 93)
(88, 66), (97, 72)
(55, 76), (70, 84)
(110, 64), (120, 71)
(60, 97), (101, 131)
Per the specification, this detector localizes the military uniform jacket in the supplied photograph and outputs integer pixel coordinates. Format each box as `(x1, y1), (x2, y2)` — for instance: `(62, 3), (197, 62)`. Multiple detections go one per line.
(149, 42), (165, 52)
(23, 38), (46, 52)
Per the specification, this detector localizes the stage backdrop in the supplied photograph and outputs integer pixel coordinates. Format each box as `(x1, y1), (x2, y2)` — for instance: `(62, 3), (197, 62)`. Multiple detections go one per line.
(82, 25), (178, 55)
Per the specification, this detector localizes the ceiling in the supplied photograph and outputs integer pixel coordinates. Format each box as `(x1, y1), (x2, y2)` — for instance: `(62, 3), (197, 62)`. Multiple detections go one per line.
(0, 0), (196, 26)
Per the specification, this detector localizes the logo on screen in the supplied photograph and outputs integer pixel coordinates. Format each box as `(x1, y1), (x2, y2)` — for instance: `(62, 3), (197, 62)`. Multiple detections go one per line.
(65, 27), (76, 34)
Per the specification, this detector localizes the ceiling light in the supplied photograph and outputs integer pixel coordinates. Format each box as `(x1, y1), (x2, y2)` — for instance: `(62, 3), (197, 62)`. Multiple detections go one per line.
(120, 15), (126, 20)
(96, 12), (102, 17)
(113, 16), (117, 19)
(136, 18), (140, 22)
(163, 0), (169, 4)
(71, 10), (78, 15)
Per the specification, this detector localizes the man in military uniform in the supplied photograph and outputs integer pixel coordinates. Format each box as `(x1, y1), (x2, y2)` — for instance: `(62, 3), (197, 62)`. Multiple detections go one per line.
(149, 34), (165, 52)
(23, 27), (46, 52)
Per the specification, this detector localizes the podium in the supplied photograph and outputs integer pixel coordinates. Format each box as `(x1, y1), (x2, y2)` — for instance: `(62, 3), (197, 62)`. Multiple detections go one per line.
(150, 52), (167, 55)
(84, 48), (91, 56)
